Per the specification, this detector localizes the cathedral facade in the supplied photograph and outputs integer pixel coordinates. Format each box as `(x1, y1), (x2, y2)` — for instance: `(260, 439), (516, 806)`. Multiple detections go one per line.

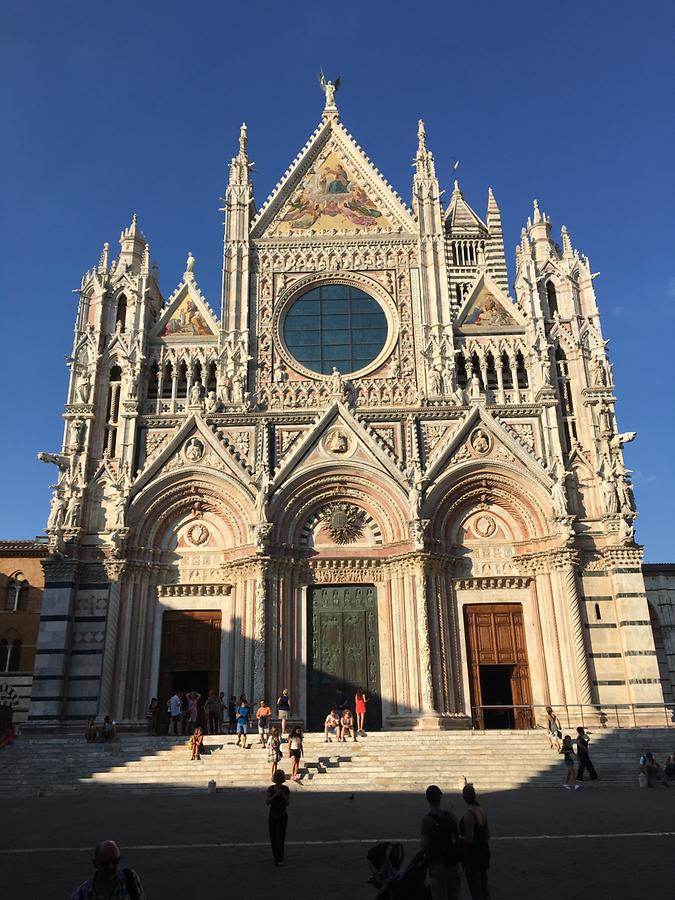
(28, 88), (667, 731)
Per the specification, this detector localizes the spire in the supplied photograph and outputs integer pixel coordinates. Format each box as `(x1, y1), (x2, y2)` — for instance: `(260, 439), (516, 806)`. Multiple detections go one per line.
(561, 224), (573, 257)
(141, 242), (150, 275)
(239, 123), (247, 156)
(485, 187), (508, 292)
(229, 123), (251, 188)
(417, 118), (427, 153)
(445, 180), (486, 233)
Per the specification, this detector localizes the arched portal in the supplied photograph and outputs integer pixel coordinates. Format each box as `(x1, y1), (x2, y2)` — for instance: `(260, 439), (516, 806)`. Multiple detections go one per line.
(427, 464), (562, 728)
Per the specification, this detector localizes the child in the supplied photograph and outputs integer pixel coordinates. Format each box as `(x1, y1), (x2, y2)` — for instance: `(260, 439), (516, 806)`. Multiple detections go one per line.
(287, 726), (304, 781)
(267, 725), (282, 778)
(560, 735), (579, 790)
(189, 726), (203, 760)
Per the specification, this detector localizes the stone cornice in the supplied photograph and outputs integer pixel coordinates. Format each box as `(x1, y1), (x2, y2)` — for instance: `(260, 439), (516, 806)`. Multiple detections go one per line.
(158, 583), (233, 598)
(453, 576), (531, 590)
(0, 540), (50, 558)
(515, 546), (580, 576)
(42, 557), (79, 581)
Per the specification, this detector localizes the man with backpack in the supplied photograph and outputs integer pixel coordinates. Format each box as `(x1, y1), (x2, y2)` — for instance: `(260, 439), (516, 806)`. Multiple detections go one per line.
(420, 784), (462, 900)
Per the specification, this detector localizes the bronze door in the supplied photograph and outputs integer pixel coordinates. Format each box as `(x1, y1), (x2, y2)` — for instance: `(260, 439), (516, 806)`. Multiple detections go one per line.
(465, 603), (533, 729)
(158, 610), (221, 725)
(307, 585), (381, 731)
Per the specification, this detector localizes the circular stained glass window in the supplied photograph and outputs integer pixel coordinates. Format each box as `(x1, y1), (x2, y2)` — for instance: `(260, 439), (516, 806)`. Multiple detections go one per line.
(283, 284), (388, 376)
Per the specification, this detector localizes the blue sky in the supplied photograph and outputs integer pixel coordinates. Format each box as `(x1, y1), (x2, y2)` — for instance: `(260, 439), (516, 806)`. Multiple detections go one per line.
(1, 1), (673, 559)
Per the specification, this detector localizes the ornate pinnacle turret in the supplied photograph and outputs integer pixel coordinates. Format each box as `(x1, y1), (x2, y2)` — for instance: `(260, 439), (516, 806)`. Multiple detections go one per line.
(239, 122), (248, 156)
(118, 213), (146, 274)
(561, 224), (573, 256)
(228, 123), (252, 188)
(98, 242), (110, 274)
(141, 242), (150, 275)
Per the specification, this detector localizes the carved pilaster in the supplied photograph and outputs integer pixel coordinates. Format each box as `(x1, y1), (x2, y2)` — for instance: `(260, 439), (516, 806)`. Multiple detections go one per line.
(414, 559), (436, 714)
(253, 562), (268, 704)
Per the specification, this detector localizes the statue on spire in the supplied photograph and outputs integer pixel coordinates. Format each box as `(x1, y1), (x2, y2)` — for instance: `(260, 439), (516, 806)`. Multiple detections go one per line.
(318, 69), (341, 114)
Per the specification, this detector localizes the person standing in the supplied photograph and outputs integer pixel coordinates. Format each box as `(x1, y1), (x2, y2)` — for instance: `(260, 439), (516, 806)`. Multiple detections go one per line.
(179, 691), (189, 735)
(168, 691), (181, 735)
(459, 784), (491, 900)
(205, 690), (220, 735)
(545, 706), (562, 751)
(560, 735), (579, 790)
(575, 727), (598, 783)
(288, 726), (304, 781)
(277, 689), (290, 738)
(266, 770), (290, 866)
(257, 698), (272, 746)
(420, 784), (462, 900)
(146, 698), (159, 736)
(236, 698), (251, 748)
(355, 687), (368, 735)
(228, 695), (237, 734)
(267, 725), (282, 779)
(70, 840), (145, 900)
(186, 690), (201, 733)
(219, 691), (226, 732)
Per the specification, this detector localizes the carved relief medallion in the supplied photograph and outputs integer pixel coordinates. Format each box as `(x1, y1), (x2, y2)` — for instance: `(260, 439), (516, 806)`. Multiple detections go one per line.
(187, 522), (210, 546)
(183, 437), (205, 462)
(474, 514), (497, 539)
(470, 428), (492, 455)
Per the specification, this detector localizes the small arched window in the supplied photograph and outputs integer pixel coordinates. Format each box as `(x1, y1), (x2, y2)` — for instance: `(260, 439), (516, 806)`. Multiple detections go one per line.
(6, 574), (28, 611)
(486, 352), (498, 389)
(148, 361), (159, 399)
(456, 352), (468, 388)
(516, 350), (529, 389)
(176, 361), (188, 398)
(0, 637), (22, 672)
(162, 362), (174, 399)
(501, 351), (513, 389)
(546, 281), (558, 318)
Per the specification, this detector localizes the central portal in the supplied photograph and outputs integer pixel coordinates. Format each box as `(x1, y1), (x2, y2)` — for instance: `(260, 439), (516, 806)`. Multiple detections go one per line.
(307, 584), (382, 731)
(157, 610), (221, 729)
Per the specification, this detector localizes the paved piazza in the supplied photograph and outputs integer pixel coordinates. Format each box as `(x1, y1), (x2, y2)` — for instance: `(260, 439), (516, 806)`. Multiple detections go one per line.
(1, 786), (672, 898)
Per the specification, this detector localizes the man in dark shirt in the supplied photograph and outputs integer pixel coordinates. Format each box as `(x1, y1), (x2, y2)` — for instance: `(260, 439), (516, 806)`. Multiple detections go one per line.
(266, 770), (290, 866)
(576, 726), (598, 782)
(420, 785), (461, 900)
(70, 840), (145, 900)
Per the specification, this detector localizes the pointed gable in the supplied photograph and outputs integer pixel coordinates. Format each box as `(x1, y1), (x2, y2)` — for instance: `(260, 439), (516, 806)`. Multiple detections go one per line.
(455, 274), (525, 333)
(251, 117), (415, 239)
(152, 280), (219, 341)
(445, 182), (487, 233)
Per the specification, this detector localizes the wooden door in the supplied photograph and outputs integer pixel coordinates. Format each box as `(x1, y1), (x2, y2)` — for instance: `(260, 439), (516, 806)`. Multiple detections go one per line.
(465, 603), (533, 729)
(158, 610), (221, 711)
(307, 585), (381, 731)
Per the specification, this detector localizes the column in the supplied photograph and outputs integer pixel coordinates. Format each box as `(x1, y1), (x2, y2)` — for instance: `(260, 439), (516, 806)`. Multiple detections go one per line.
(27, 557), (79, 728)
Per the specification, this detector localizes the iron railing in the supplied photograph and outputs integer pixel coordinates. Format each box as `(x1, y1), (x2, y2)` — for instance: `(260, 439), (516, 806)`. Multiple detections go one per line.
(471, 703), (675, 730)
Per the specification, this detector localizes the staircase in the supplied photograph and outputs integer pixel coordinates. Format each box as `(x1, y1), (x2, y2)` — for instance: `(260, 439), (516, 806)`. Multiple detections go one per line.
(2, 729), (672, 797)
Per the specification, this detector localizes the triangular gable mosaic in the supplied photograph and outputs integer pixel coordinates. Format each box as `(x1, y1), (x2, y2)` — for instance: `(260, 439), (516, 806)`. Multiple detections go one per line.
(456, 285), (521, 330)
(160, 294), (217, 338)
(270, 149), (392, 236)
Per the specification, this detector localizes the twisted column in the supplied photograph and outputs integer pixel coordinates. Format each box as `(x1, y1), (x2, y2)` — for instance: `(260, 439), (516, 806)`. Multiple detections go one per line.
(563, 565), (593, 705)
